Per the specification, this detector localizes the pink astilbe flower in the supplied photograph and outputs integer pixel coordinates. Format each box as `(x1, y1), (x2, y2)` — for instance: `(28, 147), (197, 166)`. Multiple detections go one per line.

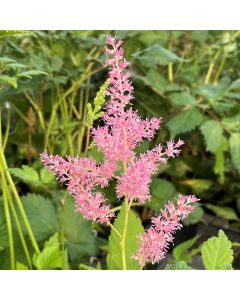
(132, 195), (199, 266)
(40, 34), (200, 266)
(40, 152), (114, 223)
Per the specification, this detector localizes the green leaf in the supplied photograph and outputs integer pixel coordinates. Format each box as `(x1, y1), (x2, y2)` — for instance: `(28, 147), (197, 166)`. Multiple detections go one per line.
(165, 261), (193, 270)
(205, 204), (238, 221)
(133, 45), (182, 68)
(0, 30), (34, 39)
(145, 69), (168, 93)
(107, 202), (144, 270)
(229, 133), (240, 171)
(201, 230), (233, 270)
(214, 137), (228, 183)
(181, 179), (213, 193)
(0, 75), (18, 88)
(200, 120), (223, 153)
(173, 236), (199, 262)
(18, 70), (48, 79)
(148, 178), (177, 212)
(33, 233), (62, 270)
(10, 165), (41, 186)
(20, 194), (58, 241)
(40, 167), (54, 184)
(169, 92), (196, 107)
(183, 203), (204, 225)
(63, 195), (96, 261)
(16, 262), (28, 270)
(222, 113), (240, 133)
(79, 263), (101, 270)
(167, 107), (203, 137)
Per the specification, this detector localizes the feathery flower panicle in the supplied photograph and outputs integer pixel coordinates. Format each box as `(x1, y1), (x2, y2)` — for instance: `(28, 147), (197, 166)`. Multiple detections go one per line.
(132, 195), (199, 266)
(40, 152), (114, 223)
(41, 35), (200, 266)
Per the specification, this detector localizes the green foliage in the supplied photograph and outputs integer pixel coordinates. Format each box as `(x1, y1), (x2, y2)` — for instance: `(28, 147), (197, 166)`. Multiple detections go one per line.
(183, 203), (204, 225)
(86, 80), (108, 127)
(33, 233), (63, 270)
(0, 202), (9, 251)
(167, 107), (203, 137)
(63, 195), (96, 261)
(173, 236), (199, 262)
(133, 44), (182, 67)
(1, 30), (240, 270)
(205, 204), (238, 221)
(181, 179), (213, 194)
(165, 261), (193, 270)
(10, 166), (54, 187)
(200, 120), (223, 153)
(107, 202), (144, 270)
(229, 133), (240, 171)
(16, 262), (28, 270)
(201, 230), (233, 270)
(148, 178), (177, 212)
(10, 166), (41, 186)
(79, 263), (101, 270)
(20, 194), (58, 241)
(0, 30), (34, 39)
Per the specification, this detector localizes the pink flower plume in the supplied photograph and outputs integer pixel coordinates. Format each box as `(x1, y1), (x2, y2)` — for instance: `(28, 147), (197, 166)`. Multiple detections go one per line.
(132, 195), (200, 266)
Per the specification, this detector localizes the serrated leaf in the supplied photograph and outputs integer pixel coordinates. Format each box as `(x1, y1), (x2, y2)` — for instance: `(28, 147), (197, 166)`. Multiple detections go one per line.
(165, 261), (193, 270)
(10, 165), (41, 186)
(20, 194), (58, 241)
(133, 45), (182, 68)
(201, 230), (233, 270)
(63, 195), (96, 261)
(167, 107), (203, 137)
(205, 204), (238, 221)
(40, 167), (54, 184)
(229, 133), (240, 171)
(173, 236), (199, 262)
(169, 92), (196, 107)
(33, 233), (62, 270)
(107, 202), (144, 270)
(148, 178), (177, 212)
(145, 69), (168, 93)
(200, 120), (223, 153)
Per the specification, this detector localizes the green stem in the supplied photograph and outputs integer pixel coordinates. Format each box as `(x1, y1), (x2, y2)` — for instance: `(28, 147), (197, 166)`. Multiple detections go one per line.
(168, 63), (173, 83)
(204, 49), (221, 84)
(0, 147), (40, 255)
(60, 198), (65, 270)
(121, 197), (129, 270)
(213, 51), (227, 84)
(2, 108), (10, 151)
(1, 168), (15, 269)
(1, 170), (32, 269)
(108, 222), (121, 238)
(84, 127), (91, 156)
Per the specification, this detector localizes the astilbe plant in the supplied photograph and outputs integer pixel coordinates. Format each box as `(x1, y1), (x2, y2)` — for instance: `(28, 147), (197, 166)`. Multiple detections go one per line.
(41, 35), (200, 269)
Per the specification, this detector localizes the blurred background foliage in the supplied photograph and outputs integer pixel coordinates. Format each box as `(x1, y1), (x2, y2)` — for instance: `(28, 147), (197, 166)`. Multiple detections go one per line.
(1, 30), (240, 269)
